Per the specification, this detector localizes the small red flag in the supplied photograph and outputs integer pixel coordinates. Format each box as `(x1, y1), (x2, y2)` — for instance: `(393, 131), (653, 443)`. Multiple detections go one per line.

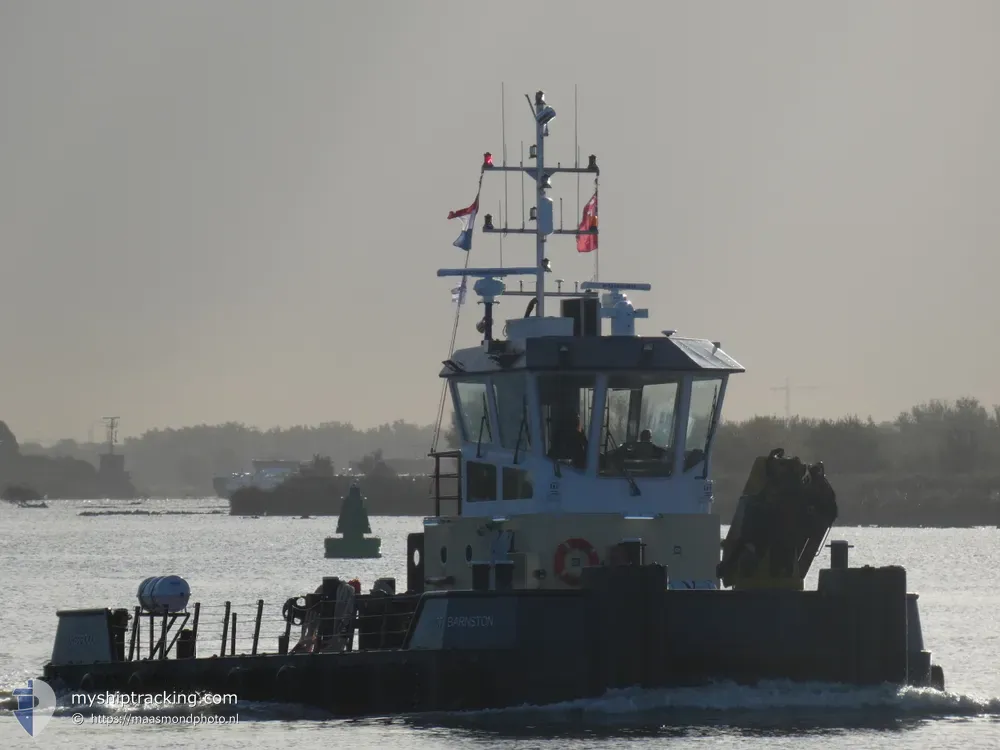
(577, 191), (598, 253)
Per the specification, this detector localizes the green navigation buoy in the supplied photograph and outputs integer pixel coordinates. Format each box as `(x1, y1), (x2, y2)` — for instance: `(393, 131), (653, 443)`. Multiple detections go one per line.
(324, 484), (381, 558)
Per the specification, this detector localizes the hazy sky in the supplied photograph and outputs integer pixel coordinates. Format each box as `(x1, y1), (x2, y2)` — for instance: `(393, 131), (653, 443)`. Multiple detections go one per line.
(3, 1), (999, 442)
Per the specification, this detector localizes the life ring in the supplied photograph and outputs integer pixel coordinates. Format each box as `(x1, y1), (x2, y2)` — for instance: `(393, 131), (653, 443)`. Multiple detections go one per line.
(553, 537), (599, 586)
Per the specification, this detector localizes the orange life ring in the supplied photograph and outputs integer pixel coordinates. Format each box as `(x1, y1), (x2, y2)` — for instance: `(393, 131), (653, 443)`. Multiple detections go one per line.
(553, 537), (599, 586)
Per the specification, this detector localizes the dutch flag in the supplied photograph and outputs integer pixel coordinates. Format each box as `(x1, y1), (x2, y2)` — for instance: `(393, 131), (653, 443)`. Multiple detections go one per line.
(448, 195), (479, 252)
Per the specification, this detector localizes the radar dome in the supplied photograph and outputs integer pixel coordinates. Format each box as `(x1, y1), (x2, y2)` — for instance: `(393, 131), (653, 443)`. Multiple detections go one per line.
(137, 575), (191, 614)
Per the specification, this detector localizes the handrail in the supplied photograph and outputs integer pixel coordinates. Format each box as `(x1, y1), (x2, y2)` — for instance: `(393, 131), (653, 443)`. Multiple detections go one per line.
(114, 590), (427, 662)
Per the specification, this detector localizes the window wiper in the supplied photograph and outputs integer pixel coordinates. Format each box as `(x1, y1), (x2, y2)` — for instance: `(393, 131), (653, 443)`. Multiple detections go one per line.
(512, 401), (528, 464)
(697, 385), (720, 479)
(476, 413), (487, 458)
(543, 414), (562, 478)
(605, 429), (641, 496)
(476, 393), (491, 458)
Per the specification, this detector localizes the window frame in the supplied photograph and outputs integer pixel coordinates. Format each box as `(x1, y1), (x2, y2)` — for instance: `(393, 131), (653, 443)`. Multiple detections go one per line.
(449, 377), (498, 448)
(684, 373), (728, 478)
(536, 371), (601, 472)
(491, 373), (534, 456)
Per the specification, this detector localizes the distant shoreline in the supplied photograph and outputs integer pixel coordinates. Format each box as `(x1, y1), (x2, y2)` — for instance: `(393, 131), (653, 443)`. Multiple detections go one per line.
(14, 397), (1000, 511)
(22, 487), (998, 528)
(220, 470), (999, 528)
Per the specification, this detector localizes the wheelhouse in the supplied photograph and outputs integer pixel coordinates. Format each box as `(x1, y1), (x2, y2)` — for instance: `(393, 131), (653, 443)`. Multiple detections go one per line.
(439, 331), (743, 518)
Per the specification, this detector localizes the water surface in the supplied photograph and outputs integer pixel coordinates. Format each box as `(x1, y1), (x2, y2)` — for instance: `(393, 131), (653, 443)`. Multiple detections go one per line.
(1, 499), (997, 748)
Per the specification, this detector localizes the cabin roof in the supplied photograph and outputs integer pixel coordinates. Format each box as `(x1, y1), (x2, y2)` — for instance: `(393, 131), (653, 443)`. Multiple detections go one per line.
(440, 335), (744, 377)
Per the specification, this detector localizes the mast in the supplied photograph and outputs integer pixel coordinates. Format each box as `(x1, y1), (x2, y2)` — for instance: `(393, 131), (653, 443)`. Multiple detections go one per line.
(479, 89), (599, 310)
(532, 91), (549, 316)
(102, 416), (119, 455)
(441, 88), (652, 348)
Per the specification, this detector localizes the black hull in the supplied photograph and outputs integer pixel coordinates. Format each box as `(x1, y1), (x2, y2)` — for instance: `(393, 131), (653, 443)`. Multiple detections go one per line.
(228, 476), (434, 516)
(50, 650), (915, 718)
(42, 563), (944, 717)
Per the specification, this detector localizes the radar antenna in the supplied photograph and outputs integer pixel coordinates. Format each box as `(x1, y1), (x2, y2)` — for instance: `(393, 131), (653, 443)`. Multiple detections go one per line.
(437, 267), (537, 343)
(580, 282), (651, 336)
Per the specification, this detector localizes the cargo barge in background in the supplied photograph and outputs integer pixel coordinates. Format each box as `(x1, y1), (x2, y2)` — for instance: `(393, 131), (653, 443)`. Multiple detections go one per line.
(223, 456), (437, 517)
(213, 459), (306, 501)
(37, 88), (945, 716)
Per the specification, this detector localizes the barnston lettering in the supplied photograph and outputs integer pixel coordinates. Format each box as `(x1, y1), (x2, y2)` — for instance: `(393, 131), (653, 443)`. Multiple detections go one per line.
(446, 615), (494, 628)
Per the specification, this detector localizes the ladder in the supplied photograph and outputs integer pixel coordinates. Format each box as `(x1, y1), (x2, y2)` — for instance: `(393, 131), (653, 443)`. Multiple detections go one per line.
(429, 450), (462, 516)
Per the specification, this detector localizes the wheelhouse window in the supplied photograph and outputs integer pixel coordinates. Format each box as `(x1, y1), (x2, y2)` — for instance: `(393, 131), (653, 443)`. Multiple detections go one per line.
(453, 380), (493, 445)
(493, 374), (531, 455)
(599, 374), (679, 478)
(466, 461), (497, 502)
(685, 377), (723, 473)
(538, 373), (596, 470)
(501, 466), (533, 500)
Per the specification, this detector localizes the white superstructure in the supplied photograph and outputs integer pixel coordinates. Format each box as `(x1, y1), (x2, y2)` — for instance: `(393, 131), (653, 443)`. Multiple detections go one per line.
(422, 89), (745, 592)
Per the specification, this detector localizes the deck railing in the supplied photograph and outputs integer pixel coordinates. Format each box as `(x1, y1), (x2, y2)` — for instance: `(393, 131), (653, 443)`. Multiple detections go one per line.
(123, 591), (420, 662)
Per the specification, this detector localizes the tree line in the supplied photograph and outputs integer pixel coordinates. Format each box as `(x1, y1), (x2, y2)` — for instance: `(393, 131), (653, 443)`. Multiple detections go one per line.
(708, 397), (1000, 525)
(19, 420), (436, 497)
(15, 397), (1000, 524)
(712, 396), (999, 477)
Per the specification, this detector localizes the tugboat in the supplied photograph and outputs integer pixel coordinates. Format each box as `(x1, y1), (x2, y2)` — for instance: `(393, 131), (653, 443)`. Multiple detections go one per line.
(216, 459), (303, 501)
(38, 88), (945, 715)
(324, 484), (382, 558)
(95, 417), (139, 500)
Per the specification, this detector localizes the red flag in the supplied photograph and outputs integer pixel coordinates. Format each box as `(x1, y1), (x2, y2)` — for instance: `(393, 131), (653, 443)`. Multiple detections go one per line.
(577, 191), (598, 253)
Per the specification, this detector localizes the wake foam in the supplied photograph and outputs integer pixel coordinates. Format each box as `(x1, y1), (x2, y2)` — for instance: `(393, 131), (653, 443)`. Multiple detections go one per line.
(402, 681), (1000, 730)
(5, 680), (999, 726)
